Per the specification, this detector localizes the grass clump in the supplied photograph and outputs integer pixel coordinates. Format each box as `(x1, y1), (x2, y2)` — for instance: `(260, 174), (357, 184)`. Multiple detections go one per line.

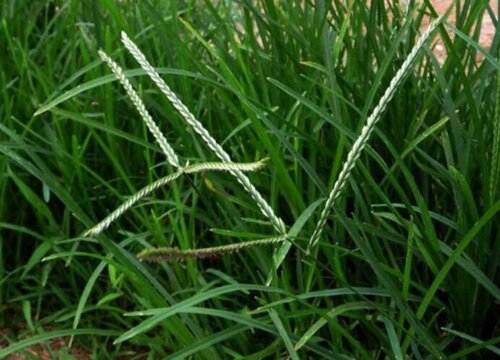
(1, 0), (499, 359)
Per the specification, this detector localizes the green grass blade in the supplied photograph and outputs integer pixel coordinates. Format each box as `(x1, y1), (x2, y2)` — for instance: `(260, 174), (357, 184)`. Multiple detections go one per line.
(0, 329), (119, 358)
(33, 68), (213, 116)
(444, 327), (500, 357)
(268, 309), (300, 360)
(415, 200), (500, 320)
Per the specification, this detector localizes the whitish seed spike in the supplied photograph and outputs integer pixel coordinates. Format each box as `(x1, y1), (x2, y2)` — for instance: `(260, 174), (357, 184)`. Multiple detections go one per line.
(98, 50), (181, 169)
(83, 159), (270, 237)
(137, 236), (286, 262)
(120, 32), (286, 235)
(307, 18), (442, 254)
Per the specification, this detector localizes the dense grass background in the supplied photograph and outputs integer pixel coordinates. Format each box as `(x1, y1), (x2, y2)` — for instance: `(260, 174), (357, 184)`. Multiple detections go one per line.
(1, 0), (499, 358)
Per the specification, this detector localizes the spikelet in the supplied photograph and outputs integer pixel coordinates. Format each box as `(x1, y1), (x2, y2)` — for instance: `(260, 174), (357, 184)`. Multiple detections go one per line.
(98, 50), (180, 168)
(83, 158), (269, 237)
(137, 237), (285, 262)
(120, 32), (286, 235)
(307, 18), (442, 254)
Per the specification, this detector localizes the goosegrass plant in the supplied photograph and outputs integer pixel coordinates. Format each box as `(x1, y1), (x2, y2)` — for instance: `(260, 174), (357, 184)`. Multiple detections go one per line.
(88, 46), (279, 243)
(1, 0), (499, 358)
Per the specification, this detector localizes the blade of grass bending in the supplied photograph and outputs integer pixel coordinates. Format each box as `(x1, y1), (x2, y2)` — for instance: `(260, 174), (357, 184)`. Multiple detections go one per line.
(266, 198), (324, 285)
(443, 328), (500, 357)
(414, 199), (500, 316)
(256, 287), (415, 311)
(268, 309), (300, 360)
(447, 23), (500, 72)
(70, 261), (107, 346)
(0, 329), (119, 358)
(447, 334), (500, 359)
(120, 32), (286, 235)
(401, 200), (500, 353)
(439, 242), (500, 299)
(295, 302), (374, 352)
(307, 18), (441, 254)
(384, 316), (405, 360)
(83, 158), (269, 237)
(338, 214), (444, 357)
(167, 307), (337, 358)
(102, 237), (203, 347)
(167, 324), (247, 360)
(33, 68), (214, 117)
(66, 236), (136, 347)
(115, 284), (279, 344)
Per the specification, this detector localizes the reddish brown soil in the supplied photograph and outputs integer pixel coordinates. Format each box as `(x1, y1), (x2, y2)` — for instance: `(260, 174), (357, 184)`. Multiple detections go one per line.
(424, 0), (497, 62)
(0, 325), (92, 360)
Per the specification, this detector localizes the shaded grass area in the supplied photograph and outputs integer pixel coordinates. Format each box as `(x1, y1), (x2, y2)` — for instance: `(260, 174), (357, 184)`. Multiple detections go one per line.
(1, 0), (499, 358)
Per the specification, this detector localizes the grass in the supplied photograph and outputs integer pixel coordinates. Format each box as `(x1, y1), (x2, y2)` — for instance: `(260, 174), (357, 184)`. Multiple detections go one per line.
(1, 0), (499, 358)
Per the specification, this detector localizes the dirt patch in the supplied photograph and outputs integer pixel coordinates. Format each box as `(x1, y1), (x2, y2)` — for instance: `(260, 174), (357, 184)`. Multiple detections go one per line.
(1, 325), (92, 360)
(424, 0), (497, 62)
